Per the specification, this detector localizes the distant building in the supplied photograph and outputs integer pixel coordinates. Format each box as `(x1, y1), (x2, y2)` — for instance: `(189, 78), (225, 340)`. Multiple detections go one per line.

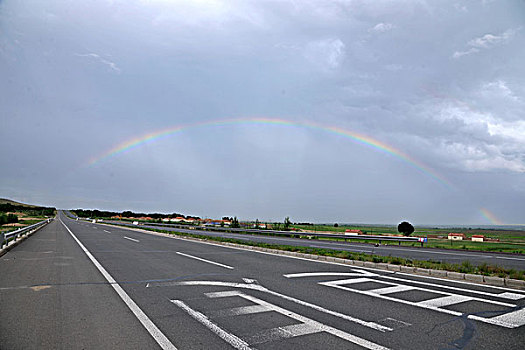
(345, 229), (363, 236)
(448, 233), (466, 241)
(471, 235), (484, 242)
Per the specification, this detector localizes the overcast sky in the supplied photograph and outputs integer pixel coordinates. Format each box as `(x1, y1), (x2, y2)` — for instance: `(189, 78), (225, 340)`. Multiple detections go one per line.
(1, 0), (524, 225)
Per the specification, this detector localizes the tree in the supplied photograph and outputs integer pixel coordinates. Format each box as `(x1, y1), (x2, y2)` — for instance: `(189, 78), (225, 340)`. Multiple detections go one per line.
(0, 213), (7, 225)
(231, 217), (240, 228)
(398, 221), (414, 236)
(7, 213), (18, 224)
(334, 223), (339, 227)
(255, 219), (260, 228)
(284, 217), (291, 231)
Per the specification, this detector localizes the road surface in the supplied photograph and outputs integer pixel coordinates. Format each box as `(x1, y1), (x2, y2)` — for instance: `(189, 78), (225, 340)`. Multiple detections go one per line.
(1, 211), (524, 349)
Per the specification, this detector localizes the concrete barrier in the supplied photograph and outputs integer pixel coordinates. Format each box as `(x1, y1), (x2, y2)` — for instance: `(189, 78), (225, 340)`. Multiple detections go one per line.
(430, 269), (447, 278)
(447, 272), (465, 280)
(484, 276), (505, 286)
(387, 264), (401, 271)
(465, 274), (484, 283)
(505, 278), (525, 289)
(400, 266), (416, 273)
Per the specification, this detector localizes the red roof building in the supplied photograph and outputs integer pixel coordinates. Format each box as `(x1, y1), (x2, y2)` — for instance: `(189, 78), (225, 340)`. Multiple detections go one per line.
(448, 233), (466, 240)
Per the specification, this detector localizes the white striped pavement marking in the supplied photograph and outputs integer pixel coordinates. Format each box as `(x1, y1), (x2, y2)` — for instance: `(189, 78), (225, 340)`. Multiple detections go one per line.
(321, 278), (514, 308)
(372, 285), (415, 295)
(480, 307), (525, 328)
(246, 323), (320, 344)
(171, 300), (253, 350)
(285, 271), (525, 301)
(205, 291), (390, 350)
(175, 252), (234, 269)
(59, 219), (176, 350)
(418, 295), (472, 308)
(318, 277), (522, 328)
(124, 236), (140, 243)
(210, 305), (269, 318)
(104, 230), (111, 233)
(378, 274), (525, 301)
(166, 281), (391, 332)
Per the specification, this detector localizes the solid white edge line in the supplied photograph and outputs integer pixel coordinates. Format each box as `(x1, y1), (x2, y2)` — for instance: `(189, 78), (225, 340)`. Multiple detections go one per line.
(176, 251), (234, 269)
(60, 219), (176, 350)
(124, 236), (140, 243)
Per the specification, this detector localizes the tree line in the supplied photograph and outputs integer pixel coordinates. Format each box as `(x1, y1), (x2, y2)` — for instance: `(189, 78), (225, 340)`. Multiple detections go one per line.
(0, 203), (55, 217)
(0, 213), (18, 225)
(73, 209), (200, 220)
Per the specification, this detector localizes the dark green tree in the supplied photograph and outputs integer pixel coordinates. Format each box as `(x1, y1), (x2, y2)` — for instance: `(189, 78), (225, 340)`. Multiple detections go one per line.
(398, 221), (414, 236)
(0, 213), (7, 225)
(7, 213), (18, 224)
(231, 217), (240, 228)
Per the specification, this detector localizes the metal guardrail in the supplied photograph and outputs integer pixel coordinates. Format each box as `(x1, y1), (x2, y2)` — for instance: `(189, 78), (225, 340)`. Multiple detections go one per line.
(87, 219), (426, 246)
(0, 218), (53, 249)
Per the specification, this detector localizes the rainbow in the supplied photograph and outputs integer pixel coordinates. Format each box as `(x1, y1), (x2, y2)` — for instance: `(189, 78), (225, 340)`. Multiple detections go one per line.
(86, 117), (453, 188)
(479, 208), (504, 225)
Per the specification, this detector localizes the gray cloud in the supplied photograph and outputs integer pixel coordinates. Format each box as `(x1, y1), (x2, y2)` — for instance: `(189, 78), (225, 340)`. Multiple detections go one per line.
(1, 0), (524, 224)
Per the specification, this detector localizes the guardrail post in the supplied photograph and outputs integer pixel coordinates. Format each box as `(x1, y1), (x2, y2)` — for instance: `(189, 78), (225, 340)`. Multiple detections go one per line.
(0, 232), (5, 248)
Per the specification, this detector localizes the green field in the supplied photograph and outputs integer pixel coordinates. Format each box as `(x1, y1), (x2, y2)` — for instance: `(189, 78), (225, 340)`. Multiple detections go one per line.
(293, 224), (525, 254)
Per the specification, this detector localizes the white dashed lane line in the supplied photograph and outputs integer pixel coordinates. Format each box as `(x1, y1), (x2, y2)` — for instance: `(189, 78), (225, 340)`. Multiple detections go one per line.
(175, 252), (234, 269)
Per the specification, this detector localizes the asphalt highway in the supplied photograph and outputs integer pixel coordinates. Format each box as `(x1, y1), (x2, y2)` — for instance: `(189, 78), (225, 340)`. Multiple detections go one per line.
(107, 220), (525, 270)
(1, 211), (524, 349)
